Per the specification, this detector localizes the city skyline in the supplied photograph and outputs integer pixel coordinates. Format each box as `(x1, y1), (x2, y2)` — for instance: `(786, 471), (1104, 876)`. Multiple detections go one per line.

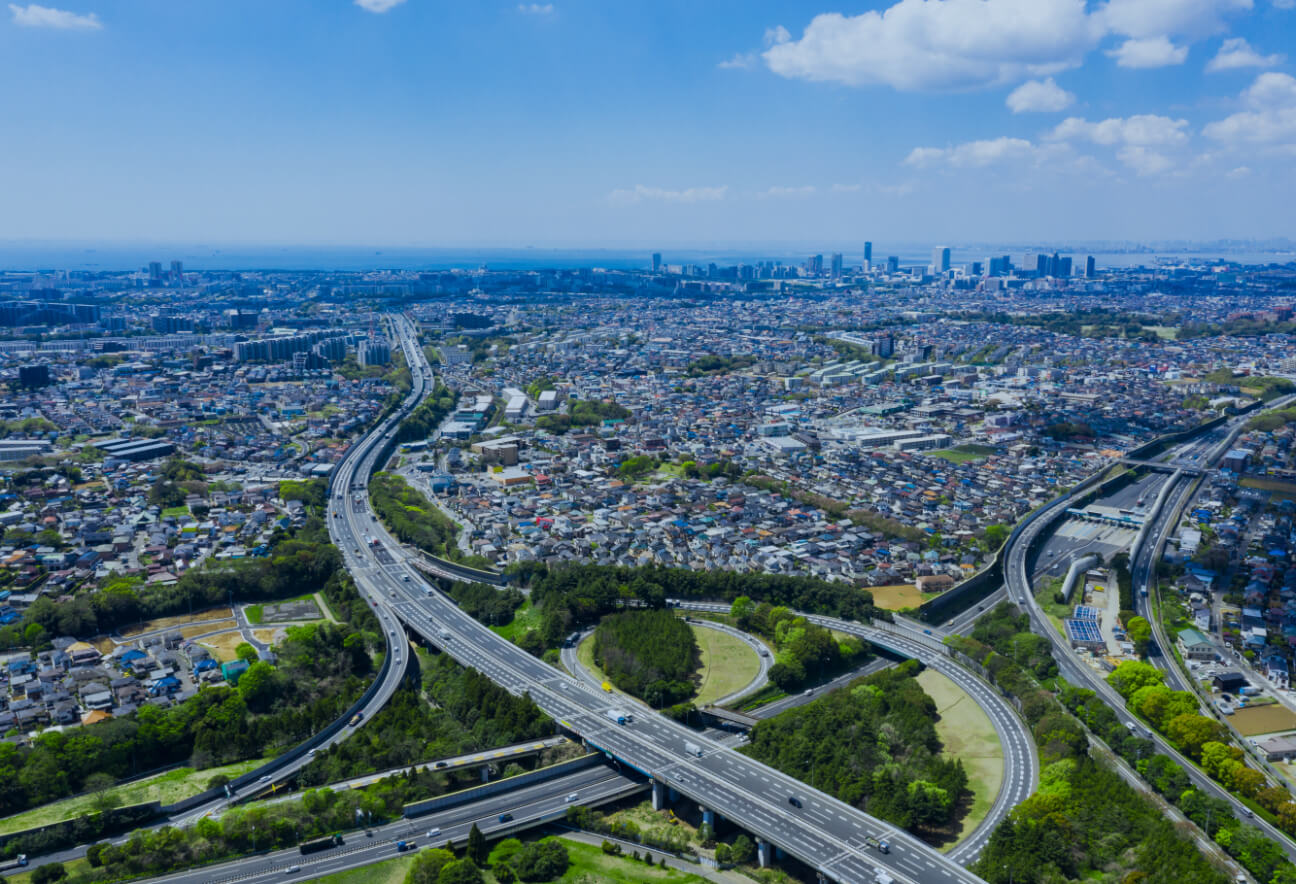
(1, 0), (1294, 246)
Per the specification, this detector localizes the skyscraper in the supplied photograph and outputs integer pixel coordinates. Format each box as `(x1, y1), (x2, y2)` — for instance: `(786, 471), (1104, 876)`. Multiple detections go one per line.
(886, 256), (900, 273)
(830, 253), (843, 278)
(170, 260), (183, 283)
(148, 261), (163, 283)
(1085, 255), (1096, 279)
(932, 246), (950, 273)
(651, 252), (662, 273)
(1035, 254), (1050, 277)
(809, 254), (823, 275)
(863, 241), (873, 267)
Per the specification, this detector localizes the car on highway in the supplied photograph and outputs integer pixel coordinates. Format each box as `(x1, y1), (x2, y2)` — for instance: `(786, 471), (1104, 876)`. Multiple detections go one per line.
(427, 827), (441, 838)
(498, 813), (513, 823)
(788, 796), (802, 808)
(565, 792), (579, 802)
(259, 775), (272, 782)
(285, 866), (300, 875)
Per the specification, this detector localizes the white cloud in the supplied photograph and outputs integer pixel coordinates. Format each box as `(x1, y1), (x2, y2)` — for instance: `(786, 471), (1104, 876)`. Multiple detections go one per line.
(8, 3), (100, 29)
(759, 185), (817, 198)
(517, 3), (554, 14)
(1117, 145), (1174, 173)
(1203, 71), (1296, 148)
(904, 137), (1040, 168)
(718, 52), (758, 70)
(1050, 113), (1190, 144)
(762, 0), (1102, 92)
(764, 25), (791, 46)
(354, 0), (406, 12)
(1275, 0), (1295, 8)
(1096, 0), (1252, 39)
(831, 182), (862, 192)
(1006, 77), (1076, 112)
(608, 185), (728, 205)
(1226, 164), (1252, 176)
(1206, 37), (1284, 71)
(1106, 36), (1188, 67)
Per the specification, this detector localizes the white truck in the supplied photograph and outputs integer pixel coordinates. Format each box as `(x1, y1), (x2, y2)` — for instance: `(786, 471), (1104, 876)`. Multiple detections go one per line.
(684, 741), (703, 757)
(605, 709), (629, 725)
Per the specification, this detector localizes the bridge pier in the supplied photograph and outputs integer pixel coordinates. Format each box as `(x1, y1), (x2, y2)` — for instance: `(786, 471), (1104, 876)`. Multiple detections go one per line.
(652, 780), (666, 810)
(480, 766), (490, 783)
(701, 808), (715, 827)
(757, 839), (771, 868)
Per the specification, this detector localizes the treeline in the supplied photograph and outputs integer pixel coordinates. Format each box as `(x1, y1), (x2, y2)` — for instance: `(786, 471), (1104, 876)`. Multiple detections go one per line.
(593, 610), (698, 707)
(506, 563), (883, 654)
(277, 478), (328, 509)
(446, 581), (525, 627)
(369, 472), (463, 562)
(535, 399), (629, 435)
(685, 355), (755, 376)
(421, 653), (551, 746)
(5, 519), (343, 650)
(741, 661), (968, 832)
(957, 603), (1285, 884)
(731, 596), (868, 690)
(395, 382), (458, 444)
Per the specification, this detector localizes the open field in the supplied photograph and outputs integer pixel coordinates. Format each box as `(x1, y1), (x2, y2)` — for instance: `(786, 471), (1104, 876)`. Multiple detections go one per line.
(929, 444), (997, 464)
(1241, 477), (1296, 501)
(198, 630), (251, 662)
(253, 628), (281, 645)
(869, 584), (933, 611)
(1230, 704), (1296, 737)
(0, 756), (270, 835)
(576, 635), (613, 693)
(491, 599), (544, 643)
(119, 607), (234, 638)
(916, 669), (1004, 847)
(690, 624), (762, 707)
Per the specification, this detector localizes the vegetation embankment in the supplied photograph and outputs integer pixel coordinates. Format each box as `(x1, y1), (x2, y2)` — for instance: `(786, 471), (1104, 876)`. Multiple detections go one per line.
(592, 610), (698, 707)
(740, 661), (969, 838)
(535, 400), (630, 435)
(952, 603), (1294, 884)
(730, 596), (868, 691)
(395, 382), (458, 444)
(369, 472), (490, 568)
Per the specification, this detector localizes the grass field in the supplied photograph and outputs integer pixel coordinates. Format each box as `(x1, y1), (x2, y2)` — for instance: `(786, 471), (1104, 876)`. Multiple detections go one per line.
(6, 857), (90, 884)
(929, 444), (997, 464)
(1230, 704), (1296, 737)
(576, 635), (614, 693)
(491, 599), (544, 644)
(119, 607), (234, 638)
(0, 756), (270, 835)
(869, 584), (936, 611)
(691, 624), (762, 707)
(303, 854), (417, 884)
(916, 669), (1004, 847)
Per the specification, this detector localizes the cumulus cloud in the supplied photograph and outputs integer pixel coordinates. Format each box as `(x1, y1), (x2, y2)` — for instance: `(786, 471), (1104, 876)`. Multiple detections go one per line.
(762, 0), (1102, 91)
(1096, 0), (1252, 39)
(1050, 113), (1190, 145)
(760, 0), (1253, 91)
(517, 3), (554, 13)
(718, 52), (758, 70)
(1106, 36), (1188, 67)
(1117, 145), (1175, 173)
(1202, 71), (1296, 148)
(8, 3), (100, 28)
(1006, 77), (1076, 112)
(904, 137), (1041, 168)
(831, 182), (862, 192)
(354, 0), (406, 12)
(608, 185), (728, 205)
(1206, 37), (1284, 71)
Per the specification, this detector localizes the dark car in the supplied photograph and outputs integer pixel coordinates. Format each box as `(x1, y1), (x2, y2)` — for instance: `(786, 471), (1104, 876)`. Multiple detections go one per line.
(788, 796), (802, 808)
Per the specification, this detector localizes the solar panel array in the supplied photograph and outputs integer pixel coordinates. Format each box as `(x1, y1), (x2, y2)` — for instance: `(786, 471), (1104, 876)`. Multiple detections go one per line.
(1065, 618), (1104, 645)
(1073, 605), (1102, 622)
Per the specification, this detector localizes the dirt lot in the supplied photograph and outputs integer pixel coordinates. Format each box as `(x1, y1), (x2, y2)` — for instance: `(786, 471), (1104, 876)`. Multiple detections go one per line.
(119, 607), (234, 638)
(1230, 704), (1296, 736)
(197, 630), (249, 663)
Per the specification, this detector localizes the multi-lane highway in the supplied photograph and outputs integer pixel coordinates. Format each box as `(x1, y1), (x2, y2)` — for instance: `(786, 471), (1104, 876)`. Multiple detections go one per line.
(341, 319), (1006, 884)
(1003, 404), (1296, 859)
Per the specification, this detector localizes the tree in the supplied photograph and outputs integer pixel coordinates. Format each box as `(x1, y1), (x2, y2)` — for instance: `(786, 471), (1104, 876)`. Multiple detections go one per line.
(237, 661), (279, 713)
(407, 848), (456, 884)
(438, 859), (484, 884)
(32, 862), (67, 884)
(731, 834), (755, 864)
(1164, 713), (1227, 759)
(1107, 660), (1164, 700)
(1126, 616), (1152, 657)
(983, 524), (1009, 550)
(85, 771), (121, 813)
(235, 642), (258, 662)
(466, 823), (488, 867)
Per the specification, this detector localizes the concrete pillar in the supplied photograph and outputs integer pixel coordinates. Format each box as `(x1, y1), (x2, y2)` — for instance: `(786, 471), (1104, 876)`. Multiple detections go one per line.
(701, 808), (715, 827)
(651, 780), (666, 810)
(480, 766), (490, 783)
(757, 840), (771, 868)
(668, 787), (678, 803)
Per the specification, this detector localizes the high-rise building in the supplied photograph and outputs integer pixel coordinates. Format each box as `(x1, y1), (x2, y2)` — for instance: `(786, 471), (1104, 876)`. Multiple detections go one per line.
(863, 241), (873, 267)
(932, 246), (950, 273)
(988, 256), (1011, 277)
(1057, 256), (1073, 278)
(885, 256), (900, 273)
(808, 254), (823, 275)
(970, 261), (983, 277)
(830, 253), (843, 278)
(1035, 254), (1050, 277)
(1085, 255), (1096, 279)
(170, 260), (183, 283)
(651, 252), (662, 273)
(148, 261), (163, 283)
(875, 333), (895, 358)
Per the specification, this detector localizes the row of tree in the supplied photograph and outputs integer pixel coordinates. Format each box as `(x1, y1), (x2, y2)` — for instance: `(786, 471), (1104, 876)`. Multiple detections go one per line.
(593, 609), (698, 707)
(730, 597), (868, 690)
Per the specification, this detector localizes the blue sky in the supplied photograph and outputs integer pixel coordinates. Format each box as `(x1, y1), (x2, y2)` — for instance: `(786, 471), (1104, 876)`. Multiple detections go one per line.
(1, 0), (1293, 247)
